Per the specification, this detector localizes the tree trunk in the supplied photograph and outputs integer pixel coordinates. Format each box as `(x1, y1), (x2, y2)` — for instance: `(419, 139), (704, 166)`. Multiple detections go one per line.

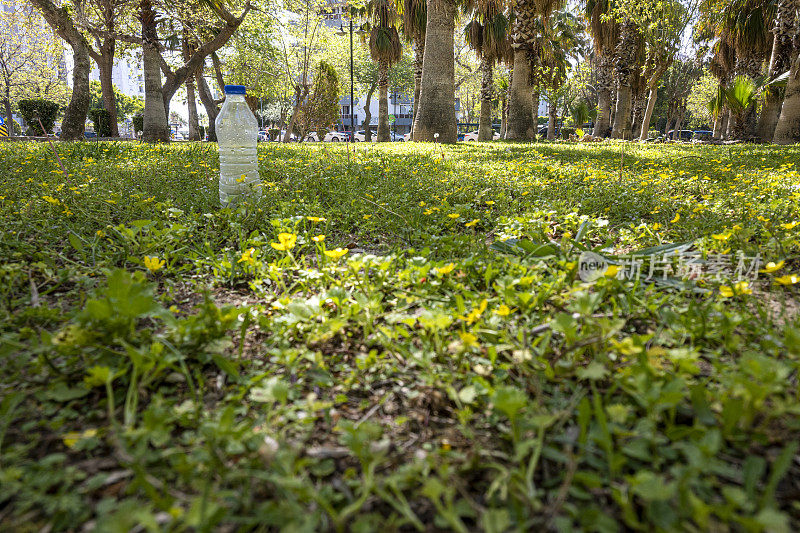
(720, 109), (730, 139)
(186, 75), (200, 141)
(593, 56), (613, 137)
(774, 53), (800, 144)
(197, 73), (219, 141)
(478, 55), (493, 141)
(140, 0), (169, 143)
(759, 0), (795, 142)
(377, 59), (390, 142)
(413, 0), (457, 143)
(612, 85), (632, 139)
(412, 40), (423, 131)
(3, 93), (15, 137)
(638, 86), (657, 140)
(547, 99), (556, 140)
(29, 0), (91, 140)
(97, 46), (119, 137)
(363, 84), (375, 141)
(506, 49), (534, 140)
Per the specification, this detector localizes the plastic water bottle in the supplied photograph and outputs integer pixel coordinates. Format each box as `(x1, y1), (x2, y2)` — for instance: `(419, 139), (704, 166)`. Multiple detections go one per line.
(216, 85), (260, 206)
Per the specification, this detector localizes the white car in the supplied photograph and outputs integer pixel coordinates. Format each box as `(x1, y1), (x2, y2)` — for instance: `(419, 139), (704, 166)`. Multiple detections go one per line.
(463, 130), (500, 141)
(303, 132), (320, 142)
(353, 129), (377, 142)
(257, 130), (270, 142)
(324, 131), (350, 142)
(404, 132), (412, 141)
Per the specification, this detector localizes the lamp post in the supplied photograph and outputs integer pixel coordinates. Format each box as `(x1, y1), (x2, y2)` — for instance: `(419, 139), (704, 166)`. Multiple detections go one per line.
(337, 18), (362, 143)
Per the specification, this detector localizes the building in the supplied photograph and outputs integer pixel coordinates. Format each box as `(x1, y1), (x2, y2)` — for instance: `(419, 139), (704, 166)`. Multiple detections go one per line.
(88, 56), (145, 100)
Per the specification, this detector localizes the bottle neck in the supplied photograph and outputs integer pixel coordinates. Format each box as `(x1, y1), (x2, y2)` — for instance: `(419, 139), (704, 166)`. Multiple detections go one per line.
(225, 94), (246, 102)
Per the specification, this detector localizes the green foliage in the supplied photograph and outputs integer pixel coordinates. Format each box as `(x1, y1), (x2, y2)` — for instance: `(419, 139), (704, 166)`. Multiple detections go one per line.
(88, 108), (112, 138)
(725, 75), (758, 113)
(295, 60), (341, 139)
(132, 113), (144, 134)
(1, 140), (799, 530)
(17, 98), (59, 135)
(89, 81), (144, 121)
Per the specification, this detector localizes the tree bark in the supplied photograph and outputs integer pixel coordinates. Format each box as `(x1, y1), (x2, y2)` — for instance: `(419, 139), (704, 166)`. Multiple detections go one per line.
(29, 0), (91, 140)
(478, 55), (493, 141)
(3, 89), (15, 137)
(140, 0), (169, 142)
(593, 56), (613, 137)
(774, 53), (800, 144)
(412, 0), (457, 142)
(412, 40), (423, 131)
(95, 47), (119, 137)
(197, 73), (219, 141)
(638, 86), (657, 140)
(377, 59), (390, 142)
(547, 99), (556, 140)
(506, 50), (534, 140)
(362, 83), (376, 141)
(759, 0), (795, 142)
(186, 75), (200, 141)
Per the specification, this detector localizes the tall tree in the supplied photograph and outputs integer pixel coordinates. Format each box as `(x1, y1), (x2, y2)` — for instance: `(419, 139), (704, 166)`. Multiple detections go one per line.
(464, 0), (509, 140)
(401, 0), (426, 131)
(585, 0), (619, 137)
(772, 0), (800, 144)
(29, 0), (93, 140)
(367, 0), (403, 141)
(412, 0), (458, 142)
(610, 18), (640, 138)
(506, 0), (562, 140)
(758, 0), (796, 140)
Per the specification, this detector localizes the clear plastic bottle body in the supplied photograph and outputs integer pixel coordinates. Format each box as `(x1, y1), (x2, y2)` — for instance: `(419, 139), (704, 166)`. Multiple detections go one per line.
(216, 92), (260, 206)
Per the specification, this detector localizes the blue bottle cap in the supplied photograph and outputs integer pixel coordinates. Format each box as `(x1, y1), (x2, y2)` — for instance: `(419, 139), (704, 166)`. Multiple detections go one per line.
(224, 85), (246, 95)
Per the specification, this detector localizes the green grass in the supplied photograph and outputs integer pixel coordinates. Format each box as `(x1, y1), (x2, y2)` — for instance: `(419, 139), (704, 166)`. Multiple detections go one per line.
(1, 140), (800, 531)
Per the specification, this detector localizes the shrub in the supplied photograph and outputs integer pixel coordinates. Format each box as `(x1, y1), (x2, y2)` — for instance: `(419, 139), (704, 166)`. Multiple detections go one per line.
(88, 108), (112, 137)
(18, 99), (59, 135)
(132, 113), (144, 135)
(560, 127), (576, 139)
(268, 128), (280, 140)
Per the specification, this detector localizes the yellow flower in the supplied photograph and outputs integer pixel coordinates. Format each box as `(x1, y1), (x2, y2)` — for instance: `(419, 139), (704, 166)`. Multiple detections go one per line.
(143, 256), (165, 273)
(494, 304), (513, 316)
(307, 216), (326, 222)
(775, 274), (799, 285)
(42, 195), (59, 204)
(435, 263), (455, 275)
(485, 200), (495, 205)
(711, 233), (731, 241)
(458, 331), (478, 347)
(720, 281), (752, 297)
(418, 201), (426, 207)
(465, 219), (479, 228)
(462, 299), (488, 324)
(363, 214), (372, 220)
(312, 234), (325, 242)
(447, 213), (460, 219)
(238, 248), (256, 265)
(324, 247), (348, 260)
(604, 265), (621, 278)
(236, 173), (247, 183)
(271, 233), (297, 251)
(62, 429), (97, 449)
(760, 261), (785, 273)
(670, 213), (680, 223)
(780, 221), (799, 230)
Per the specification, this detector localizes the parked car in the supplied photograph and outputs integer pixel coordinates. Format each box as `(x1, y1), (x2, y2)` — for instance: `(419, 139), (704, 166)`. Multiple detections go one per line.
(462, 130), (500, 141)
(390, 131), (405, 142)
(353, 129), (378, 142)
(666, 129), (694, 141)
(83, 131), (97, 138)
(324, 131), (350, 142)
(257, 130), (270, 142)
(303, 132), (320, 142)
(404, 132), (412, 141)
(271, 130), (297, 142)
(693, 129), (713, 140)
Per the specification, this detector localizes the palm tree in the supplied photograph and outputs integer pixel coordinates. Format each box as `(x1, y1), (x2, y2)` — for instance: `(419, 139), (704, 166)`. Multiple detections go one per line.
(708, 39), (735, 139)
(401, 0), (426, 132)
(538, 10), (584, 140)
(464, 0), (509, 140)
(773, 0), (800, 144)
(725, 75), (759, 139)
(610, 18), (640, 138)
(505, 0), (562, 140)
(366, 0), (402, 142)
(585, 0), (618, 137)
(412, 0), (458, 142)
(759, 0), (796, 140)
